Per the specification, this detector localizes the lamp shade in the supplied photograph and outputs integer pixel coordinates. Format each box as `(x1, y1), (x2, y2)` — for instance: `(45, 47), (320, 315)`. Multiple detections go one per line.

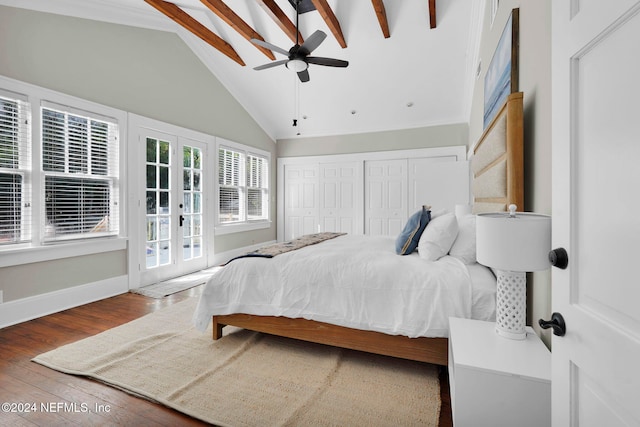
(476, 209), (551, 272)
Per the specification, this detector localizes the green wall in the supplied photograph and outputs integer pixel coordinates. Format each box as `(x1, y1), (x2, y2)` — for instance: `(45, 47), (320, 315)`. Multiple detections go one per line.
(277, 123), (468, 158)
(0, 5), (276, 301)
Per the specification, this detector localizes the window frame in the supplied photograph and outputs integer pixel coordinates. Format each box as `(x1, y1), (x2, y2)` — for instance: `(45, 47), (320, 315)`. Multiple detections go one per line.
(41, 102), (120, 242)
(0, 89), (32, 245)
(214, 137), (270, 235)
(0, 75), (127, 264)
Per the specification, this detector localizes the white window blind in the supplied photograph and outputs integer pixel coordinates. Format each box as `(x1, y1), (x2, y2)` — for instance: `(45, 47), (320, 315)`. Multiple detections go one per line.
(218, 147), (243, 223)
(217, 145), (269, 225)
(247, 154), (268, 220)
(42, 104), (119, 241)
(0, 93), (32, 245)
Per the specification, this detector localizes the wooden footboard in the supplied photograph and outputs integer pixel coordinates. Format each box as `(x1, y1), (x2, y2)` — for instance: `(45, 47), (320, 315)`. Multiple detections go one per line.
(212, 314), (448, 366)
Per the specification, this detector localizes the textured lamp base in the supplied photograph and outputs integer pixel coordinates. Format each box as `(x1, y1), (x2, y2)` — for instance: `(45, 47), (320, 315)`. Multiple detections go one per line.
(495, 270), (527, 340)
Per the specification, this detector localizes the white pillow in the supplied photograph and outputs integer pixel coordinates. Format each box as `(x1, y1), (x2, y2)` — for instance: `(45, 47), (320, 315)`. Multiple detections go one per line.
(418, 212), (459, 261)
(449, 214), (476, 264)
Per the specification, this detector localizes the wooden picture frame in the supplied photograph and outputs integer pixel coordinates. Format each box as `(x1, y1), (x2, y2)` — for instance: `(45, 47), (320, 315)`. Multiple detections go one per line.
(484, 8), (519, 129)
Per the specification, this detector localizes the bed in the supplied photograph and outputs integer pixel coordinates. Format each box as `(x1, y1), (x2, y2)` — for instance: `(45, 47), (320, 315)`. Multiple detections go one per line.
(193, 92), (524, 366)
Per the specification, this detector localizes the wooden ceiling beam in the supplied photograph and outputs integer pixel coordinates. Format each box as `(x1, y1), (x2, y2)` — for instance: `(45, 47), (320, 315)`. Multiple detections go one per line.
(429, 0), (436, 29)
(144, 0), (245, 65)
(371, 0), (390, 38)
(255, 0), (303, 45)
(200, 0), (275, 60)
(310, 0), (347, 48)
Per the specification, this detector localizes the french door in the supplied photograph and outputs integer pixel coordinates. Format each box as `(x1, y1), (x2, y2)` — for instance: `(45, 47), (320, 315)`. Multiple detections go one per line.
(141, 130), (207, 286)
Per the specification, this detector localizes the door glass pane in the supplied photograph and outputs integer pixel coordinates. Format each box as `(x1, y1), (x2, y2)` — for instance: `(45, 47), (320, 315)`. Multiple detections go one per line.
(184, 170), (191, 191)
(159, 191), (169, 213)
(183, 237), (191, 260)
(159, 216), (170, 240)
(194, 193), (201, 214)
(146, 191), (156, 214)
(159, 166), (169, 190)
(146, 138), (157, 162)
(184, 193), (191, 214)
(146, 137), (171, 268)
(183, 146), (191, 167)
(146, 216), (157, 241)
(193, 171), (201, 191)
(182, 216), (191, 237)
(159, 141), (169, 164)
(146, 165), (156, 189)
(182, 145), (203, 261)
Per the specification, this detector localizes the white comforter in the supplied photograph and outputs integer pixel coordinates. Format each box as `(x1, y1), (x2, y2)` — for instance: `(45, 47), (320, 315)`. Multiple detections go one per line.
(193, 235), (475, 338)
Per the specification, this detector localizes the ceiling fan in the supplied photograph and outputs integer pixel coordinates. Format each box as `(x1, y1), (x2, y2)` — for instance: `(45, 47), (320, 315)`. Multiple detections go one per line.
(250, 0), (348, 82)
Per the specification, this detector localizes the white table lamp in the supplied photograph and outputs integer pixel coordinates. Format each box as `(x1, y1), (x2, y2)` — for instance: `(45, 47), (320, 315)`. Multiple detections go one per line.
(476, 205), (551, 340)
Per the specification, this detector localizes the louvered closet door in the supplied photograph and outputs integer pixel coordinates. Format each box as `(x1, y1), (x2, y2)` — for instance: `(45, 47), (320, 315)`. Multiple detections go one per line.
(318, 162), (363, 235)
(283, 164), (319, 240)
(364, 159), (407, 236)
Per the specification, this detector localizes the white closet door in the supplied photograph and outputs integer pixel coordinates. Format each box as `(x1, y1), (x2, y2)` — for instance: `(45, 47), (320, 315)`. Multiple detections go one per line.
(365, 159), (407, 236)
(283, 164), (319, 240)
(319, 162), (363, 234)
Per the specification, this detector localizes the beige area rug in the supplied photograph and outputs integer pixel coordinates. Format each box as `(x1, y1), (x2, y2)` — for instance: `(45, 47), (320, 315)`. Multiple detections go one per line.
(131, 266), (223, 298)
(33, 297), (441, 426)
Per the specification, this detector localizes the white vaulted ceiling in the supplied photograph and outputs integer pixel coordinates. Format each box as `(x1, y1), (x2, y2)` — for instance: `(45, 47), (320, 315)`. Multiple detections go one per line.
(0, 0), (484, 140)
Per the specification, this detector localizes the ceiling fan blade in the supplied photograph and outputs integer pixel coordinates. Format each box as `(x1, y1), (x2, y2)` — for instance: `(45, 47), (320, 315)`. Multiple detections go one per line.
(250, 38), (290, 57)
(297, 69), (310, 83)
(300, 30), (327, 54)
(306, 57), (349, 68)
(254, 59), (288, 70)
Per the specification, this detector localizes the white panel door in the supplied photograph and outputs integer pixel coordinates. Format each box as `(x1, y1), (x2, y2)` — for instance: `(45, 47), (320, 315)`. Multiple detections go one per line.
(365, 159), (407, 236)
(408, 157), (470, 213)
(283, 163), (319, 240)
(551, 1), (640, 425)
(319, 162), (363, 234)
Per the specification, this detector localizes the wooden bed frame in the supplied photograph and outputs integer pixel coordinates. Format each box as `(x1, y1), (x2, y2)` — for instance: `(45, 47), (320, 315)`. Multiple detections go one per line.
(212, 92), (524, 367)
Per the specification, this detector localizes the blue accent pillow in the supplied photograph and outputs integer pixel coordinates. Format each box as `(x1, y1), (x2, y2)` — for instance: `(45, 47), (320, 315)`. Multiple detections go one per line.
(395, 206), (432, 255)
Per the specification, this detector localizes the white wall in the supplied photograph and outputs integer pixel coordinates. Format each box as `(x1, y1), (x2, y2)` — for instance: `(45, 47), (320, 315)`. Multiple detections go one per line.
(468, 0), (552, 344)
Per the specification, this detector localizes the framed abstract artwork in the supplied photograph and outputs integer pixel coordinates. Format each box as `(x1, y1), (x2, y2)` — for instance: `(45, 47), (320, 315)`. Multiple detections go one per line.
(483, 8), (519, 129)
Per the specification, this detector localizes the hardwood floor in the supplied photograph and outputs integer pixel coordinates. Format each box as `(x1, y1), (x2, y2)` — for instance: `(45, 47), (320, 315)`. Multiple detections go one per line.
(0, 286), (452, 426)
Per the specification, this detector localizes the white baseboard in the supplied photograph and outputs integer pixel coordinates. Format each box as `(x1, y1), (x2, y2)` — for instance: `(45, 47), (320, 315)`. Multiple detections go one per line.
(0, 275), (128, 329)
(209, 240), (277, 266)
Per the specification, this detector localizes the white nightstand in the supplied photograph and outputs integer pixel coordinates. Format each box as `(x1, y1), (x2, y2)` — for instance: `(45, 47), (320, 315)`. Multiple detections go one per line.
(448, 317), (551, 427)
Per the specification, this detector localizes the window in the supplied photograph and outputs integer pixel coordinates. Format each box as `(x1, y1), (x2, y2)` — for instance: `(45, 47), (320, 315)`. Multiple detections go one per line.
(0, 78), (124, 256)
(217, 141), (269, 228)
(0, 92), (31, 245)
(41, 104), (119, 241)
(247, 154), (268, 220)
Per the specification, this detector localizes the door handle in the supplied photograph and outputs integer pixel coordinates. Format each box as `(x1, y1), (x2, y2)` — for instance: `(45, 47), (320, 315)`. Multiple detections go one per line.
(549, 247), (569, 269)
(539, 312), (566, 336)
(179, 215), (185, 227)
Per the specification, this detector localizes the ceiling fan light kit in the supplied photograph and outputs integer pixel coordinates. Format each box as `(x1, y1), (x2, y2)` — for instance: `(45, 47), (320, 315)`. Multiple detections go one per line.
(286, 59), (308, 72)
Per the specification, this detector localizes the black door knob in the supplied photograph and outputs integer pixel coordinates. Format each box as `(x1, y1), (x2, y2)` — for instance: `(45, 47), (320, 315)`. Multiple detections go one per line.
(549, 248), (569, 269)
(539, 312), (566, 336)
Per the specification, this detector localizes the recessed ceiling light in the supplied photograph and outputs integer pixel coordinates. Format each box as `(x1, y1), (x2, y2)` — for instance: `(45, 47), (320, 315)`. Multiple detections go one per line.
(407, 102), (414, 107)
